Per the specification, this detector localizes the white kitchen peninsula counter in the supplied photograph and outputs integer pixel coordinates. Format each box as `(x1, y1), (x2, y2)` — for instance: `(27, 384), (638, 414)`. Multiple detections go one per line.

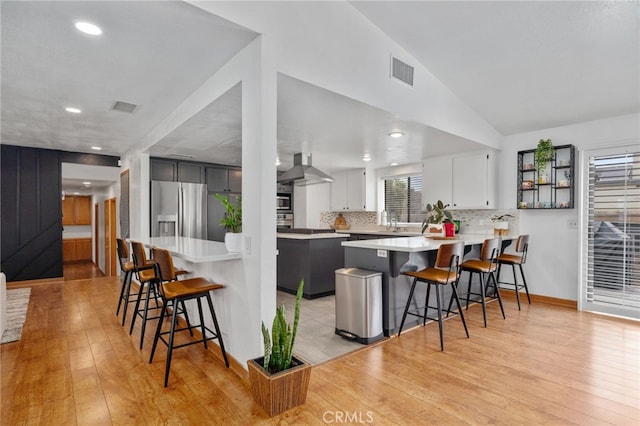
(341, 234), (517, 336)
(342, 234), (504, 252)
(140, 236), (242, 263)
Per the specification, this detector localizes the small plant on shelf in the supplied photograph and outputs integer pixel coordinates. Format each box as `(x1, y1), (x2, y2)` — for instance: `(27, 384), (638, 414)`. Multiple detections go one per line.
(535, 138), (555, 176)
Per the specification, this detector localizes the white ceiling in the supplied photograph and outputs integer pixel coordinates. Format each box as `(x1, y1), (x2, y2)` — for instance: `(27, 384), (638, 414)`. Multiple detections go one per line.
(352, 1), (640, 135)
(1, 1), (257, 156)
(2, 1), (639, 183)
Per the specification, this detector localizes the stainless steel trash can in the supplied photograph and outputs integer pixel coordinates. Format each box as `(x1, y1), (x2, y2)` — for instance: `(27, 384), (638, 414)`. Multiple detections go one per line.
(335, 268), (383, 344)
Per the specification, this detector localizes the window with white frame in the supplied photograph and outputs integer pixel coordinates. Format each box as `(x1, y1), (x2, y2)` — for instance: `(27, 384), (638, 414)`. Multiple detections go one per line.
(383, 174), (423, 223)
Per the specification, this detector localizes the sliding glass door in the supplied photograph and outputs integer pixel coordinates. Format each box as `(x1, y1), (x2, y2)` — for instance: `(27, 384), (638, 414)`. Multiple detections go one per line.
(581, 145), (640, 319)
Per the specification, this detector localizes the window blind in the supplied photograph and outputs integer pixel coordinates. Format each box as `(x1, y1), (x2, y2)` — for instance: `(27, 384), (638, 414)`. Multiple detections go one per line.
(384, 175), (423, 223)
(586, 152), (640, 313)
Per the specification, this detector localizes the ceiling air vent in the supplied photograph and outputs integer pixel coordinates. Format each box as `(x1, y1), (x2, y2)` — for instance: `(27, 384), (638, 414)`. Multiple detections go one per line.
(168, 153), (195, 159)
(391, 56), (414, 86)
(111, 100), (138, 113)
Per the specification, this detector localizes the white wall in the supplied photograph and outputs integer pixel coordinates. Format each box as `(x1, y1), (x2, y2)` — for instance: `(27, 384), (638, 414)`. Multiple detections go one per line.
(293, 183), (331, 228)
(120, 150), (150, 241)
(497, 113), (640, 301)
(125, 38), (276, 367)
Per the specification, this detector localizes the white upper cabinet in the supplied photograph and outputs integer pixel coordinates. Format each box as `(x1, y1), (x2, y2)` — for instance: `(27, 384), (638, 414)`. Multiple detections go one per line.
(423, 151), (497, 209)
(331, 169), (367, 211)
(422, 156), (453, 206)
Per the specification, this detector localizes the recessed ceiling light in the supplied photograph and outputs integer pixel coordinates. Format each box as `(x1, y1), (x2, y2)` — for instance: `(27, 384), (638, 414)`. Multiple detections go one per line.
(275, 157), (281, 166)
(82, 181), (91, 186)
(91, 146), (102, 151)
(388, 131), (404, 138)
(75, 21), (102, 36)
(65, 107), (82, 114)
(73, 192), (80, 195)
(389, 162), (399, 166)
(362, 154), (372, 162)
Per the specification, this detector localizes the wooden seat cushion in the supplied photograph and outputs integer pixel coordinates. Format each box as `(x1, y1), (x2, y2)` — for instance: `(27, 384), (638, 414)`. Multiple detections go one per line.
(122, 261), (135, 272)
(498, 253), (524, 265)
(138, 268), (156, 282)
(460, 259), (497, 273)
(162, 277), (223, 300)
(404, 268), (457, 285)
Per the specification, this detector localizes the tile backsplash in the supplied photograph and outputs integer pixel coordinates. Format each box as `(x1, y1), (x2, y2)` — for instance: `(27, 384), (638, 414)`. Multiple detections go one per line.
(320, 209), (519, 234)
(320, 211), (377, 228)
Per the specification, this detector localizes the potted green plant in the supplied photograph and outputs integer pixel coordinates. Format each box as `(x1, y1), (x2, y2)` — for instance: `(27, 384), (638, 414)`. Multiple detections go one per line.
(421, 200), (453, 235)
(215, 193), (242, 252)
(491, 213), (514, 236)
(247, 279), (311, 417)
(535, 138), (555, 183)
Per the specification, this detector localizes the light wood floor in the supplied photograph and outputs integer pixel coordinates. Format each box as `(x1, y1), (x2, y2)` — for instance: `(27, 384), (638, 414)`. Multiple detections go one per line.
(2, 271), (639, 425)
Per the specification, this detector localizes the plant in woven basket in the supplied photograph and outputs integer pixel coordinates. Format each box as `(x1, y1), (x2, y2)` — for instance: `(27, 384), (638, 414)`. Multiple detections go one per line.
(261, 279), (304, 373)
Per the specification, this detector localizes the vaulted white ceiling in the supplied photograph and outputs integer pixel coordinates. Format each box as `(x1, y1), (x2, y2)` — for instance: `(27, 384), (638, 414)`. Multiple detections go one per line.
(352, 1), (640, 135)
(2, 1), (638, 181)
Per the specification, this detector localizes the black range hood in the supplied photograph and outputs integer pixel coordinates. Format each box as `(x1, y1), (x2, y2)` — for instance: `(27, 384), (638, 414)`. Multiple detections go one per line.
(277, 153), (334, 186)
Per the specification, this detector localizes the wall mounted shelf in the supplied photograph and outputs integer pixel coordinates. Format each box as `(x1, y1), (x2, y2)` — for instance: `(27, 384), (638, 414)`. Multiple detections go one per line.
(517, 144), (575, 209)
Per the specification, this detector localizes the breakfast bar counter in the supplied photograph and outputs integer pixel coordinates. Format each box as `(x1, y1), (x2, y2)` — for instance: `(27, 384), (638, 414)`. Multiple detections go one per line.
(137, 236), (246, 367)
(342, 234), (516, 336)
(140, 236), (243, 263)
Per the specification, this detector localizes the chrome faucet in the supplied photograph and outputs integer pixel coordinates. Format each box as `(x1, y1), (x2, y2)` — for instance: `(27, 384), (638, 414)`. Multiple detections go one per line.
(388, 211), (399, 232)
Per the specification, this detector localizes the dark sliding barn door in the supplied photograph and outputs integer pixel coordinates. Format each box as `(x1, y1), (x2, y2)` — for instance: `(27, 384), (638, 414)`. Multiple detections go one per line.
(1, 145), (63, 281)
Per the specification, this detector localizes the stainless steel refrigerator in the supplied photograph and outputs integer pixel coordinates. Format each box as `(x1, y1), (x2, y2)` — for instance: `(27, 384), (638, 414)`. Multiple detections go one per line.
(151, 181), (207, 239)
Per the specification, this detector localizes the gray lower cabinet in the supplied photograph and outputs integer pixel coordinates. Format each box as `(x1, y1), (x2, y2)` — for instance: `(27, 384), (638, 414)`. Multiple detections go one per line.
(277, 236), (348, 299)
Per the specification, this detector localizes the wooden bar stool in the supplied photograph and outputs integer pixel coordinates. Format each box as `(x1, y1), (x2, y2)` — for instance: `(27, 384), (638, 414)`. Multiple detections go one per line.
(399, 241), (469, 351)
(115, 238), (137, 326)
(149, 247), (229, 387)
(129, 241), (164, 349)
(458, 237), (505, 327)
(497, 235), (531, 310)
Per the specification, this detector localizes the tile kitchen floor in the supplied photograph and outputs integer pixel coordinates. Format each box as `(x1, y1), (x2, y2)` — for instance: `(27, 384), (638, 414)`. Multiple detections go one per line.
(276, 291), (367, 365)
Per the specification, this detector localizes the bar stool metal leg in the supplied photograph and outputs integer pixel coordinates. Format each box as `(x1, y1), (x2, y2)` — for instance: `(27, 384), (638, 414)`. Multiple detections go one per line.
(165, 301), (180, 387)
(519, 264), (531, 304)
(424, 279), (431, 327)
(398, 277), (418, 336)
(488, 270), (506, 319)
(498, 262), (521, 309)
(116, 269), (132, 317)
(129, 281), (146, 335)
(206, 292), (229, 367)
(450, 281), (469, 338)
(434, 283), (444, 351)
(480, 272), (488, 327)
